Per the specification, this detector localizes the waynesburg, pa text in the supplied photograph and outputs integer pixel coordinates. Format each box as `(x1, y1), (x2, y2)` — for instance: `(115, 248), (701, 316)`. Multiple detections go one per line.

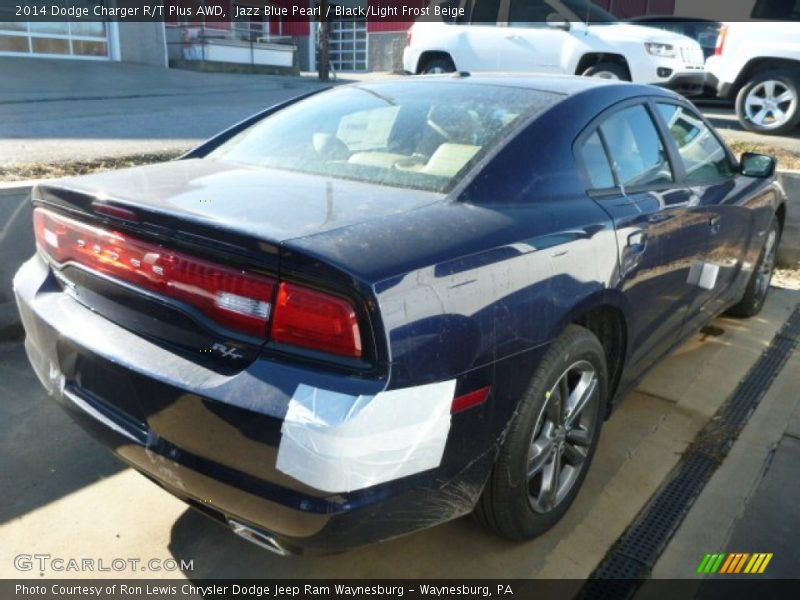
(16, 583), (515, 597)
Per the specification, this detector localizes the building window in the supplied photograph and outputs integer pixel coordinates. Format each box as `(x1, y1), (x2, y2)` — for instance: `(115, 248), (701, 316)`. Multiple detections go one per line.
(0, 1), (110, 60)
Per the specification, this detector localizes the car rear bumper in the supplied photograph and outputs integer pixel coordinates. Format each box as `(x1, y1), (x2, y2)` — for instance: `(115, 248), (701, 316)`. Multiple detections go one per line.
(13, 255), (494, 554)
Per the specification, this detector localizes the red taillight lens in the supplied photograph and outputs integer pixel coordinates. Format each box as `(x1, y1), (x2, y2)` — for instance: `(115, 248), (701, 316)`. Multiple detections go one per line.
(715, 24), (728, 56)
(271, 282), (363, 359)
(405, 29), (413, 48)
(33, 207), (275, 338)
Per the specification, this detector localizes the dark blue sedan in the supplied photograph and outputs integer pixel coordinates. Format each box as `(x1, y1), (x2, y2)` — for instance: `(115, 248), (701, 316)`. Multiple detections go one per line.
(14, 74), (785, 553)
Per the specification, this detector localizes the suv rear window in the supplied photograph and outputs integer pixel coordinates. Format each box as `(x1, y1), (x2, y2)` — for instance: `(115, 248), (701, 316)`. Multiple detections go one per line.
(208, 82), (559, 193)
(470, 0), (501, 22)
(751, 0), (800, 19)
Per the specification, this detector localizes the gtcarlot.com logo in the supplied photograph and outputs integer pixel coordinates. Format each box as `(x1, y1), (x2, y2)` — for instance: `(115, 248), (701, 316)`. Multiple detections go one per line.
(14, 553), (194, 573)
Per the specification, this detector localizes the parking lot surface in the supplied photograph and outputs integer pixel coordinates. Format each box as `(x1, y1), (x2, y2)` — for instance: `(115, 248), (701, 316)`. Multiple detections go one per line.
(1, 287), (797, 580)
(3, 58), (798, 168)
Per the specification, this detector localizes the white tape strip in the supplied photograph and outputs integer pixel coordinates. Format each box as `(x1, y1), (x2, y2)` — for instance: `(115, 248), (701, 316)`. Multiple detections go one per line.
(276, 380), (456, 493)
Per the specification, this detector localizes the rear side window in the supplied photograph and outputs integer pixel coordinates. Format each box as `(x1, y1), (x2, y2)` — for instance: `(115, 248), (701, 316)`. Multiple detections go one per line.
(508, 0), (554, 26)
(579, 132), (615, 189)
(599, 105), (674, 188)
(657, 103), (734, 183)
(470, 0), (501, 23)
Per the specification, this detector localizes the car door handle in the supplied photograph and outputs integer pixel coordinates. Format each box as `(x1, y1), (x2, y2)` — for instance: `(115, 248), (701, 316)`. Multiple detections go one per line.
(505, 34), (522, 40)
(709, 215), (721, 235)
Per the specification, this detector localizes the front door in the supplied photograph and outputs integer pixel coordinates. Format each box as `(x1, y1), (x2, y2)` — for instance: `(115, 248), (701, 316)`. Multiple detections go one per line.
(577, 102), (703, 380)
(653, 101), (753, 328)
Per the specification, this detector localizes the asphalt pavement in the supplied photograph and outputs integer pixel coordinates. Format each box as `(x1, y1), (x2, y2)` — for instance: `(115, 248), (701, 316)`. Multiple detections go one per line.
(3, 57), (798, 168)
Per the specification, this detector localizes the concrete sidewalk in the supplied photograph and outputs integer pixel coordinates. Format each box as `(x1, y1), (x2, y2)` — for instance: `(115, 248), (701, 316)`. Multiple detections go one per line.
(0, 57), (328, 165)
(649, 329), (800, 583)
(1, 286), (797, 580)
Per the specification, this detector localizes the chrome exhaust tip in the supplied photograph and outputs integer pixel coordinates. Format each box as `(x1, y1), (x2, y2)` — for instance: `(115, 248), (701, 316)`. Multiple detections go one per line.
(227, 519), (292, 556)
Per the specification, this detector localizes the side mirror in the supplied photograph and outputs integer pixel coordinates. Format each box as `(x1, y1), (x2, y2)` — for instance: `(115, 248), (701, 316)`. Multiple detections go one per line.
(740, 152), (776, 178)
(546, 12), (571, 31)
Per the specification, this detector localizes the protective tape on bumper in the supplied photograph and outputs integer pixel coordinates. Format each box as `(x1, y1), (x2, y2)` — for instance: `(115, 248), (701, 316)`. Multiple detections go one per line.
(276, 380), (456, 493)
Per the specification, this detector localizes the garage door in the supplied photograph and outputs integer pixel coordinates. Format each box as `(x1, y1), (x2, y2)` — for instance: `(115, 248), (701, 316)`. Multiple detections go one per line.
(329, 17), (367, 72)
(0, 21), (111, 59)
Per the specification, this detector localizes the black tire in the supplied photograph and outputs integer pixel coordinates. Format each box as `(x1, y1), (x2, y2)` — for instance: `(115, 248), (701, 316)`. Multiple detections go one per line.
(475, 325), (608, 540)
(727, 216), (781, 318)
(420, 56), (455, 75)
(582, 62), (630, 81)
(735, 70), (800, 135)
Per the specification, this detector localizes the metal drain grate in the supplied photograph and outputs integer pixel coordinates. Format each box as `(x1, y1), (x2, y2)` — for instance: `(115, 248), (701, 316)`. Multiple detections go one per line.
(580, 306), (800, 599)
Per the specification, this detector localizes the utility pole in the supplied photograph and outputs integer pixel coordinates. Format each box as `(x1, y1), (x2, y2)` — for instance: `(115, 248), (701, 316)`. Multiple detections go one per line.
(318, 0), (330, 81)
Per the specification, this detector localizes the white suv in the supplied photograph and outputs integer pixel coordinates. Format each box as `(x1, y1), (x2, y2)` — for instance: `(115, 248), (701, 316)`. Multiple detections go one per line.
(706, 22), (800, 135)
(403, 0), (706, 96)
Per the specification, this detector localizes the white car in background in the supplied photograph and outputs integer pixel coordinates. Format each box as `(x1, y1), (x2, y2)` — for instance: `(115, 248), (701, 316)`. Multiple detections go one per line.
(403, 0), (706, 96)
(706, 21), (800, 135)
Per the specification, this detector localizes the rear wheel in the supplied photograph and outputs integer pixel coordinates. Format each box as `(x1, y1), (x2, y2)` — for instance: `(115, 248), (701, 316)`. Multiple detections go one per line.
(475, 325), (607, 540)
(736, 70), (800, 135)
(420, 56), (455, 75)
(728, 216), (780, 318)
(582, 62), (630, 81)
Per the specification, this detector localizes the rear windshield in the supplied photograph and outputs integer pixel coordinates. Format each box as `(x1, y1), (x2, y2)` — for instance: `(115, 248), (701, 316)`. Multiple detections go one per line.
(207, 82), (559, 193)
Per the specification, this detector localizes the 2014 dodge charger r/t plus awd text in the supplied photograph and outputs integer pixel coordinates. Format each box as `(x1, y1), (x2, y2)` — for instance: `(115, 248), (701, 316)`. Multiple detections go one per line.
(14, 75), (785, 554)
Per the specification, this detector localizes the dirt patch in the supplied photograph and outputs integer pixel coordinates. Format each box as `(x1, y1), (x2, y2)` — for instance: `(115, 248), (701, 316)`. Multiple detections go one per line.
(0, 151), (186, 182)
(774, 268), (800, 291)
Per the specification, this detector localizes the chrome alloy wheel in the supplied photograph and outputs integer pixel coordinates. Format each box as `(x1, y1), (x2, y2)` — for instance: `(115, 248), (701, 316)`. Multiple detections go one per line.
(755, 227), (778, 300)
(527, 360), (600, 514)
(744, 80), (799, 130)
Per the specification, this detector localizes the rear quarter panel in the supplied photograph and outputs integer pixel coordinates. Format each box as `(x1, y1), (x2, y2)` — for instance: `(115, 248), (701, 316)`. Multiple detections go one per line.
(284, 89), (631, 466)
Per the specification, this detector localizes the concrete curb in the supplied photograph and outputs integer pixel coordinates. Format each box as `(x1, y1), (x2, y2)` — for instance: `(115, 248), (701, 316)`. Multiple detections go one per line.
(1, 171), (799, 339)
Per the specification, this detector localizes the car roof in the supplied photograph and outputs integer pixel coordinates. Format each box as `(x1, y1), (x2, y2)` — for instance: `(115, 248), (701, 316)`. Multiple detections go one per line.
(352, 72), (679, 101)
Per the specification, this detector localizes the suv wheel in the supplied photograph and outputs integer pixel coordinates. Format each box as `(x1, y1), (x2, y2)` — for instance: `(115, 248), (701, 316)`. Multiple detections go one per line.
(582, 62), (630, 81)
(736, 70), (800, 135)
(420, 57), (455, 75)
(474, 325), (607, 540)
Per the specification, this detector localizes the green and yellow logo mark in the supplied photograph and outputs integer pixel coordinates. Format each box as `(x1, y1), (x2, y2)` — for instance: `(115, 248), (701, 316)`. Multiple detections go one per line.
(697, 552), (773, 575)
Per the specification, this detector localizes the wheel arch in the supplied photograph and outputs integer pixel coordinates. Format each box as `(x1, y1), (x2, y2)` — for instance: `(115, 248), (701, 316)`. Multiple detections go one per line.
(551, 291), (631, 418)
(776, 201), (787, 237)
(730, 57), (800, 98)
(575, 53), (631, 79)
(416, 51), (455, 74)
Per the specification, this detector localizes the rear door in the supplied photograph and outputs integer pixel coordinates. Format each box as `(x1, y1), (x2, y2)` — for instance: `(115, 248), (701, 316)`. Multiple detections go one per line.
(456, 0), (505, 70)
(576, 101), (703, 380)
(496, 0), (568, 72)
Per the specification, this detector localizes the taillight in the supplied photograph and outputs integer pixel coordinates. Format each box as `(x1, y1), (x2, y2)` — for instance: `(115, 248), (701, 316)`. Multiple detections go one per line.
(272, 282), (362, 359)
(405, 29), (412, 48)
(715, 24), (728, 56)
(34, 207), (366, 359)
(33, 207), (275, 338)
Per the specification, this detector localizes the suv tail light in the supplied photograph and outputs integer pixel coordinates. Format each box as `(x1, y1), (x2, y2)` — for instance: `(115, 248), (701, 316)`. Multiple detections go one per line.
(33, 207), (364, 358)
(272, 282), (362, 359)
(405, 29), (413, 48)
(715, 24), (728, 56)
